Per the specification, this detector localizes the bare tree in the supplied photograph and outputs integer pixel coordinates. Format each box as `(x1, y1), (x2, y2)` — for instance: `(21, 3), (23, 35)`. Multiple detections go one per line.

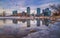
(50, 4), (60, 16)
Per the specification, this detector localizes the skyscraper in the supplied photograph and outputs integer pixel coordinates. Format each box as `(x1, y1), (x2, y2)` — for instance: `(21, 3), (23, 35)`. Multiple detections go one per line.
(37, 8), (41, 16)
(27, 7), (30, 15)
(3, 11), (6, 16)
(27, 7), (30, 27)
(43, 8), (51, 16)
(13, 10), (17, 15)
(12, 10), (18, 24)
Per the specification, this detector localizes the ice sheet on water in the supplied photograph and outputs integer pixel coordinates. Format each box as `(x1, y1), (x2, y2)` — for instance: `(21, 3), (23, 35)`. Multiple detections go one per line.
(23, 22), (60, 38)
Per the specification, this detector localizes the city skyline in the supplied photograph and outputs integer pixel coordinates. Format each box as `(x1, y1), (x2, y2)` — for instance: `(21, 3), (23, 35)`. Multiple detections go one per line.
(0, 7), (51, 16)
(0, 0), (60, 14)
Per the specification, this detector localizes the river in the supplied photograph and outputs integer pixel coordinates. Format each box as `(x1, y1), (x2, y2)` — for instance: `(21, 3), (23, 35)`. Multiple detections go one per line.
(0, 19), (60, 38)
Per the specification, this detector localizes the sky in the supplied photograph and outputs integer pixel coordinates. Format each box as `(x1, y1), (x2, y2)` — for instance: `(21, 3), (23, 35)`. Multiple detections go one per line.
(0, 0), (60, 14)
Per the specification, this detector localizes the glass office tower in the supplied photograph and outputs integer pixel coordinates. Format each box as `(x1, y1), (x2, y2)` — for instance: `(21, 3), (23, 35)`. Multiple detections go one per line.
(12, 10), (18, 24)
(27, 7), (30, 16)
(13, 10), (17, 15)
(27, 7), (30, 27)
(37, 8), (41, 16)
(42, 8), (51, 26)
(43, 8), (51, 16)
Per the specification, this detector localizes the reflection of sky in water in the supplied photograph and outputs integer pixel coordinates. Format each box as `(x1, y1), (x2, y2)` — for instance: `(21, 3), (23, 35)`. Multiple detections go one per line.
(0, 20), (49, 28)
(0, 19), (58, 29)
(0, 19), (47, 28)
(0, 19), (60, 38)
(23, 22), (60, 38)
(0, 20), (38, 27)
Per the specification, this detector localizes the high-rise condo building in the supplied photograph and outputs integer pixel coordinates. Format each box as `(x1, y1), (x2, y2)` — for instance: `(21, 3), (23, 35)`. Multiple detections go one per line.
(27, 7), (30, 15)
(37, 8), (41, 16)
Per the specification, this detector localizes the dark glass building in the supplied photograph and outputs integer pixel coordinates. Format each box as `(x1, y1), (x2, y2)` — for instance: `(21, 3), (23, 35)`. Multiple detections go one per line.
(12, 10), (18, 24)
(37, 8), (41, 16)
(13, 10), (17, 15)
(42, 8), (51, 26)
(43, 8), (51, 16)
(27, 7), (30, 15)
(26, 7), (30, 27)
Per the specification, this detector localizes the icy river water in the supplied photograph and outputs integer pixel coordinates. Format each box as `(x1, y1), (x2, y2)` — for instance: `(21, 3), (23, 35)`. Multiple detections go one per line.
(0, 19), (60, 38)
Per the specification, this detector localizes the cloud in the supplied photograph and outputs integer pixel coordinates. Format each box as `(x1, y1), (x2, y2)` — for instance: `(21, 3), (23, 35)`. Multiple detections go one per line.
(0, 0), (60, 14)
(0, 0), (60, 9)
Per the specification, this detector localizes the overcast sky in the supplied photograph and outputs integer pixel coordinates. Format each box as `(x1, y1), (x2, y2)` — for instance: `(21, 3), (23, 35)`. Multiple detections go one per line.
(0, 0), (60, 14)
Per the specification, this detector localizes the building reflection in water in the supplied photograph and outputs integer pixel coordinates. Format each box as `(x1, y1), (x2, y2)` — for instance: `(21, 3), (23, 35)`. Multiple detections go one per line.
(43, 19), (51, 26)
(13, 19), (18, 24)
(3, 19), (6, 23)
(36, 19), (40, 26)
(27, 19), (30, 27)
(0, 19), (51, 27)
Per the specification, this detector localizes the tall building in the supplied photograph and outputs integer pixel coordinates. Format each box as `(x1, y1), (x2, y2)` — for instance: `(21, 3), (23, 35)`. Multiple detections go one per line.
(42, 8), (51, 26)
(43, 8), (51, 16)
(12, 10), (18, 24)
(26, 7), (33, 27)
(13, 10), (17, 15)
(3, 11), (6, 16)
(37, 8), (41, 16)
(42, 10), (45, 16)
(27, 7), (30, 15)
